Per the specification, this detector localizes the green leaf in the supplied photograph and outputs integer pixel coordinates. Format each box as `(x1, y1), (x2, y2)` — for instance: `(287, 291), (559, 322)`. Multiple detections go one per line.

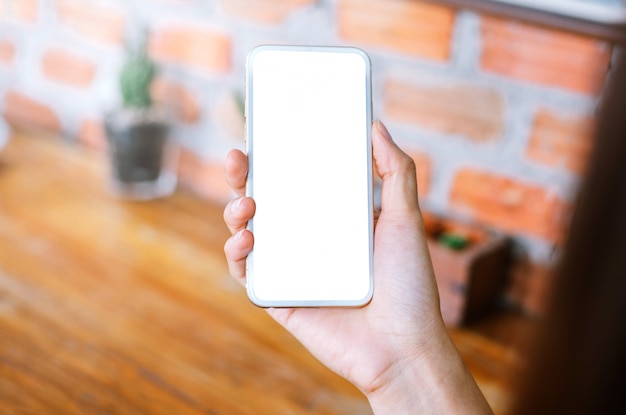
(438, 232), (470, 251)
(119, 34), (156, 109)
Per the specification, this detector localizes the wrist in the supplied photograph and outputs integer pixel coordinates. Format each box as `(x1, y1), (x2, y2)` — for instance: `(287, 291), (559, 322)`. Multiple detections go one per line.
(366, 320), (492, 415)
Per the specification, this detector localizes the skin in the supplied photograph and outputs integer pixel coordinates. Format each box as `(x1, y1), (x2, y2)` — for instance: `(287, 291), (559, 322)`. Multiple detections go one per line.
(224, 120), (492, 414)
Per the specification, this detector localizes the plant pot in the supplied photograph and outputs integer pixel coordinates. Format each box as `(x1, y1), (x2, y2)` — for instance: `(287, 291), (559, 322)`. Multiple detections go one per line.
(105, 108), (177, 200)
(423, 212), (513, 326)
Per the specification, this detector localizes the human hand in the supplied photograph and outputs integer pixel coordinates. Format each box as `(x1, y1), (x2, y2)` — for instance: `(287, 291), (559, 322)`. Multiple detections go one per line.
(224, 121), (491, 414)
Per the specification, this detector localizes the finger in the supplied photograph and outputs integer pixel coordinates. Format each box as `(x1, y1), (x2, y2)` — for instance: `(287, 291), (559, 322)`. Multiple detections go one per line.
(224, 196), (256, 235)
(224, 229), (254, 283)
(225, 149), (248, 197)
(372, 120), (420, 216)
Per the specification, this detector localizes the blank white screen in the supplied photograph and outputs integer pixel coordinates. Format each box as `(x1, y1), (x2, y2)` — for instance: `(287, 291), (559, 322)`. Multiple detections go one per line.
(247, 47), (373, 306)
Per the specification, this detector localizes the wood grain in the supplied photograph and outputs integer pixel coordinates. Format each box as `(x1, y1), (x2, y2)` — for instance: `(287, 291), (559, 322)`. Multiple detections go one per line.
(0, 131), (517, 414)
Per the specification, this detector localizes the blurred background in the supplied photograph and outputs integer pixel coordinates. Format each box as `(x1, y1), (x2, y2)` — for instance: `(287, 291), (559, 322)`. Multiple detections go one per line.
(0, 0), (617, 315)
(0, 0), (623, 413)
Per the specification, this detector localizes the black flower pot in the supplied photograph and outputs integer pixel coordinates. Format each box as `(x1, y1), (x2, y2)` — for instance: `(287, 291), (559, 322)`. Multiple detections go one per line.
(105, 108), (176, 200)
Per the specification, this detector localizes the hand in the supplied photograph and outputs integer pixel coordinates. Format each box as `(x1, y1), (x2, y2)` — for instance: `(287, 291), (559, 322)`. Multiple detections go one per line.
(224, 121), (491, 414)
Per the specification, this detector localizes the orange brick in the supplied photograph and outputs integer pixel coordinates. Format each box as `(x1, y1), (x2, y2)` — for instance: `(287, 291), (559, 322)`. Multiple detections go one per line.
(150, 77), (201, 124)
(384, 78), (504, 141)
(219, 0), (316, 24)
(149, 25), (231, 74)
(54, 0), (127, 45)
(2, 90), (62, 133)
(78, 118), (107, 150)
(0, 0), (38, 22)
(527, 109), (595, 174)
(42, 47), (97, 88)
(450, 168), (569, 242)
(0, 40), (15, 65)
(337, 0), (455, 61)
(407, 149), (431, 198)
(480, 17), (611, 95)
(177, 148), (232, 205)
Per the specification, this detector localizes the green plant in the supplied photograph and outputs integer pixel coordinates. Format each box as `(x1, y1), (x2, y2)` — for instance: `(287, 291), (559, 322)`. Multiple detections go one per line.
(119, 36), (155, 109)
(438, 232), (469, 251)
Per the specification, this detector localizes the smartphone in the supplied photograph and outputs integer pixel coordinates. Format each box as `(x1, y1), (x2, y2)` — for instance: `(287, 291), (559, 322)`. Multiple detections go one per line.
(245, 45), (374, 307)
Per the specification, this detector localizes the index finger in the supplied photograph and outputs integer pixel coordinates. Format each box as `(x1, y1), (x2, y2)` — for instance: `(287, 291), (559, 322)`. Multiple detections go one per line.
(225, 149), (248, 197)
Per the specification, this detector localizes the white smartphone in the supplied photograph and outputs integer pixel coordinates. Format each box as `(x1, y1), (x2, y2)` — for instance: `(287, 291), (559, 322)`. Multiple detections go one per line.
(245, 45), (374, 307)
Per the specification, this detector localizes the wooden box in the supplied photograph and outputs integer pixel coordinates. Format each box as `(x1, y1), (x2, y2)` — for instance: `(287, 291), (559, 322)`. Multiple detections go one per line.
(423, 213), (512, 326)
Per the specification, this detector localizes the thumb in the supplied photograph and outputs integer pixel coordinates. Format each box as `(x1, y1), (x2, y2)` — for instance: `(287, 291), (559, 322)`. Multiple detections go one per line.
(372, 120), (420, 216)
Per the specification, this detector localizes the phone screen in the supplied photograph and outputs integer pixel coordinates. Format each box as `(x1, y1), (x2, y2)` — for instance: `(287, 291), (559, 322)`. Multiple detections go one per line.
(246, 45), (373, 307)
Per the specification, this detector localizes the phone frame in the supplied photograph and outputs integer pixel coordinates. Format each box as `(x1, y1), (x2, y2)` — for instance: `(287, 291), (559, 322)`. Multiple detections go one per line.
(244, 44), (374, 308)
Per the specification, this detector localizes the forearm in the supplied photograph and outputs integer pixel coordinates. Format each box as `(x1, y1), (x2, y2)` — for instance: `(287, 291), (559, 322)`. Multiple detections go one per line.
(366, 324), (493, 415)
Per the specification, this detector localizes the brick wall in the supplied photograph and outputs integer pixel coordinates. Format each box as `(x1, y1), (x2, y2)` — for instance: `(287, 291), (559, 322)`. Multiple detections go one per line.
(0, 0), (613, 313)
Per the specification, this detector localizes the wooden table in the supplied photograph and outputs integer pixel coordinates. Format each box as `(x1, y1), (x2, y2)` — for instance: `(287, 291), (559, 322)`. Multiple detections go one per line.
(0, 131), (518, 414)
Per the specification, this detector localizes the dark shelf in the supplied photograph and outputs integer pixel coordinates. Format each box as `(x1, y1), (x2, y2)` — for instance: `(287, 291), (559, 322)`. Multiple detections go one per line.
(433, 0), (626, 43)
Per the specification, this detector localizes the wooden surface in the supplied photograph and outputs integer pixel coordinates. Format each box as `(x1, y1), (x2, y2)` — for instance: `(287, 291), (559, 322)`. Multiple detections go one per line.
(0, 131), (519, 414)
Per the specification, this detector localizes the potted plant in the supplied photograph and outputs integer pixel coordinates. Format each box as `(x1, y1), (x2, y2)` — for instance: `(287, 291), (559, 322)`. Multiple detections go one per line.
(422, 212), (512, 326)
(104, 34), (176, 200)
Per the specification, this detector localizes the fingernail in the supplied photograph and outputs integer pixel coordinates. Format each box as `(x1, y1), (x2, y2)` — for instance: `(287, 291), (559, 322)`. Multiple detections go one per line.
(377, 121), (393, 141)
